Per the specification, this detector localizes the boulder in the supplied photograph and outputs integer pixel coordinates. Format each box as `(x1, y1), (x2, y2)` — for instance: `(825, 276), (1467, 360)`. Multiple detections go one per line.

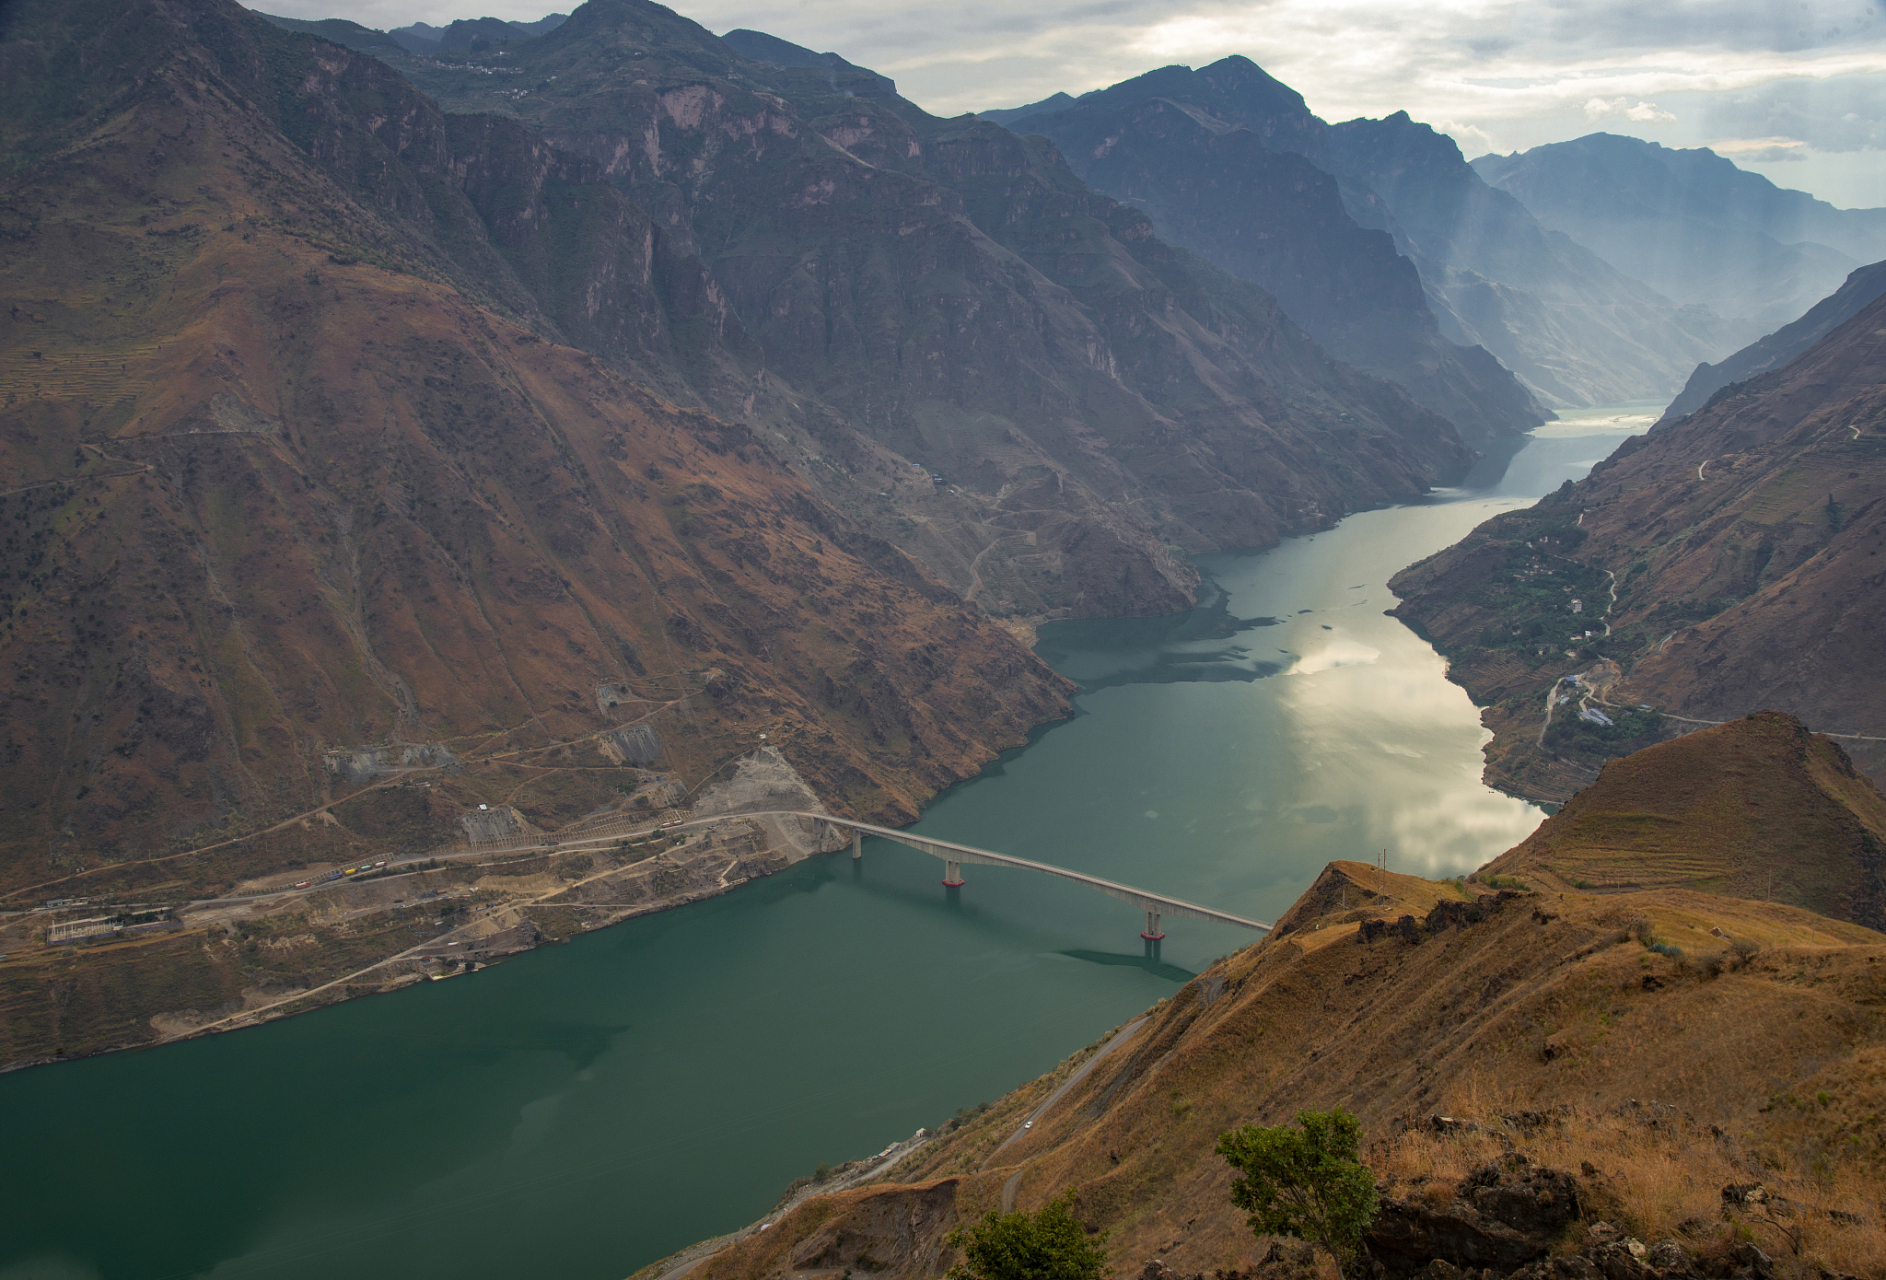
(1366, 1156), (1578, 1280)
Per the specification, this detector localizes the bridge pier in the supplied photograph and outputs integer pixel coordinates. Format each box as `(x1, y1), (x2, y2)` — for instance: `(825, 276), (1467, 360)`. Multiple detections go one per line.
(852, 830), (862, 860)
(1140, 910), (1164, 941)
(942, 859), (965, 887)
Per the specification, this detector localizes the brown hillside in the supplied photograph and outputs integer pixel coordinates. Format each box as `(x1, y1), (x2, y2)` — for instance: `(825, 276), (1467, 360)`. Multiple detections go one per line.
(0, 0), (1070, 892)
(661, 728), (1886, 1280)
(1483, 712), (1886, 928)
(1389, 286), (1886, 800)
(683, 875), (1886, 1280)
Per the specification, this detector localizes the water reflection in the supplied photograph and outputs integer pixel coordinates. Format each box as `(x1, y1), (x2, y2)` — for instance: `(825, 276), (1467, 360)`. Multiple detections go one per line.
(1033, 583), (1284, 691)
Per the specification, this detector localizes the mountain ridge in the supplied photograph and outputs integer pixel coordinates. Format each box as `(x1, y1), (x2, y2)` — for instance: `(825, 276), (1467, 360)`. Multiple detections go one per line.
(379, 5), (1478, 620)
(1475, 134), (1886, 334)
(1662, 258), (1886, 422)
(990, 63), (1737, 409)
(972, 58), (1547, 439)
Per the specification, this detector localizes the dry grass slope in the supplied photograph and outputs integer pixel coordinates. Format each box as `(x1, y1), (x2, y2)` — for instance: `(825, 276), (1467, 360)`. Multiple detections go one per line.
(671, 720), (1886, 1280)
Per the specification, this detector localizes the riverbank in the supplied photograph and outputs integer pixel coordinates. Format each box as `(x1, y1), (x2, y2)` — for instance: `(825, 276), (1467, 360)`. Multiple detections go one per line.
(0, 751), (850, 1070)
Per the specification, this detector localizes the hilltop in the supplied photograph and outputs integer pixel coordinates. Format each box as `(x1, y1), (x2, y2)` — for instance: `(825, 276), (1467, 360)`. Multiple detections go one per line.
(654, 716), (1886, 1280)
(1482, 712), (1886, 929)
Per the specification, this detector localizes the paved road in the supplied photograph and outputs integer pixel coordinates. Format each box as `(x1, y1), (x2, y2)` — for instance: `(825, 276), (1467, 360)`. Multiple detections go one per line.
(778, 812), (1273, 933)
(988, 1016), (1148, 1167)
(197, 809), (1274, 940)
(990, 1017), (1150, 1210)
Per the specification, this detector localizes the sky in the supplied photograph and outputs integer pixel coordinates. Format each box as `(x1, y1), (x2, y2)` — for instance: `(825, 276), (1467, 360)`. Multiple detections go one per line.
(259, 0), (1886, 208)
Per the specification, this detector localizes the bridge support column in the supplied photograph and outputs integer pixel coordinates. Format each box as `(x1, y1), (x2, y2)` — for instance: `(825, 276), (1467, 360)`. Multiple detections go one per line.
(852, 831), (862, 860)
(1141, 910), (1164, 941)
(942, 859), (965, 887)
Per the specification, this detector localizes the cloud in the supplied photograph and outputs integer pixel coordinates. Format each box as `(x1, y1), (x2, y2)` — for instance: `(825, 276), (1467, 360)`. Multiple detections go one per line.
(1436, 118), (1495, 152)
(1583, 96), (1677, 122)
(1709, 134), (1811, 161)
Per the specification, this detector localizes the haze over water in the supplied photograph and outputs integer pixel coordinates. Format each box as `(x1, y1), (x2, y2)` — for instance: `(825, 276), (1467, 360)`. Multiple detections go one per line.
(0, 410), (1652, 1280)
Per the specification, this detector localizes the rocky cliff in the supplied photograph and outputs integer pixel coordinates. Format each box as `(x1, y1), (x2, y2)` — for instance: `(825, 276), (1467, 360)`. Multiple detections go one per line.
(361, 2), (1479, 622)
(0, 0), (1071, 936)
(960, 59), (1547, 439)
(1388, 289), (1886, 800)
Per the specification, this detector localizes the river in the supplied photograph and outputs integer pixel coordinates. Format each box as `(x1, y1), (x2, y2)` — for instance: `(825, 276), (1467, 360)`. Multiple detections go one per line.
(0, 409), (1654, 1280)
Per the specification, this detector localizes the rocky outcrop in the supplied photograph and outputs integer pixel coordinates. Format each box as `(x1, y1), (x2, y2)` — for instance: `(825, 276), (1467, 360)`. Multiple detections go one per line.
(1368, 1154), (1580, 1278)
(1368, 1156), (1798, 1280)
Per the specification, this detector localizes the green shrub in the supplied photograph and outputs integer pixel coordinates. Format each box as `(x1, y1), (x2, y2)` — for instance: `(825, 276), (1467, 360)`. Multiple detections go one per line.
(1216, 1108), (1377, 1280)
(946, 1189), (1109, 1280)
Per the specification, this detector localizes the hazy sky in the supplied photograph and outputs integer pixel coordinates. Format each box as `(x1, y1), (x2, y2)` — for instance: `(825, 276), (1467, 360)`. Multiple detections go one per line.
(260, 0), (1886, 208)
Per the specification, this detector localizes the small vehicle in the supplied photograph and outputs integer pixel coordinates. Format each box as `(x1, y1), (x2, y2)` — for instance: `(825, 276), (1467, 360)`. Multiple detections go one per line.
(1023, 1121), (1033, 1130)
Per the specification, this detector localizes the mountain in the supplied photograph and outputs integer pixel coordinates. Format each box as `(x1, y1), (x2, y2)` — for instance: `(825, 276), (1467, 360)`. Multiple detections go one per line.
(1317, 112), (1737, 408)
(720, 28), (895, 94)
(384, 13), (569, 56)
(368, 4), (1477, 623)
(658, 717), (1886, 1280)
(976, 91), (1075, 127)
(977, 59), (1547, 438)
(1663, 259), (1886, 422)
(252, 11), (409, 56)
(995, 63), (1732, 410)
(1474, 134), (1886, 335)
(1388, 288), (1886, 801)
(0, 0), (1503, 1059)
(0, 0), (1076, 917)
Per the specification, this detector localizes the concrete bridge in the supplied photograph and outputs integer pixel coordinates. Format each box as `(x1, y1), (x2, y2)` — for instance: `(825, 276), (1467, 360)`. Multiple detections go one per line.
(781, 811), (1271, 941)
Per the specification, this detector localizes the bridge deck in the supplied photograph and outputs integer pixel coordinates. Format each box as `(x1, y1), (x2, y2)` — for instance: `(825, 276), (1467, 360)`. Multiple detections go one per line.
(783, 812), (1271, 933)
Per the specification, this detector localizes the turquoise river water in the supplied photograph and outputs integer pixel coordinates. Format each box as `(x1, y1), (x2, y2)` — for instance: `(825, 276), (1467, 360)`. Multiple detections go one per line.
(0, 409), (1654, 1280)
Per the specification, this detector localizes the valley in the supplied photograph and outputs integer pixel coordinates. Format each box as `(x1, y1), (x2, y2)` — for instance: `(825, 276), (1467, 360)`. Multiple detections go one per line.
(0, 415), (1624, 1280)
(4, 3), (1886, 1280)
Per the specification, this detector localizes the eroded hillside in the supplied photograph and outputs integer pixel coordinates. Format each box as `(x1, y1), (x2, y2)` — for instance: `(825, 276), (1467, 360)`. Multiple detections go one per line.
(0, 0), (1071, 1063)
(1389, 290), (1886, 801)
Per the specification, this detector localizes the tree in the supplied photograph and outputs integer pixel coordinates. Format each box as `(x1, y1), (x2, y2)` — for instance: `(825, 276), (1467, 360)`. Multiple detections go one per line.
(946, 1189), (1110, 1280)
(1215, 1108), (1378, 1280)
